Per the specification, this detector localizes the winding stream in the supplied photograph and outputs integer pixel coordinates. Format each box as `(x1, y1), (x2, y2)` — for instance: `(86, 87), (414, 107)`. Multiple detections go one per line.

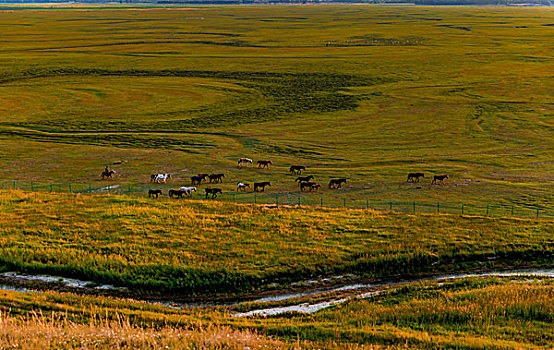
(1, 269), (552, 317)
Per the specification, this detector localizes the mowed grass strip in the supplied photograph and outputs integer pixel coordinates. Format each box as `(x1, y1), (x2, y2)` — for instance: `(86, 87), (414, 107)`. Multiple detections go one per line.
(0, 190), (552, 296)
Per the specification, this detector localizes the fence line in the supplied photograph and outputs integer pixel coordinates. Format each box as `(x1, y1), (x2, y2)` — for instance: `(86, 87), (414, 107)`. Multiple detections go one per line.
(1, 180), (552, 220)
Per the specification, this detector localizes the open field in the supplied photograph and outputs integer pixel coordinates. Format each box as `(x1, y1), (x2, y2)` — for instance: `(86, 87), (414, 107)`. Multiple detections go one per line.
(0, 5), (552, 209)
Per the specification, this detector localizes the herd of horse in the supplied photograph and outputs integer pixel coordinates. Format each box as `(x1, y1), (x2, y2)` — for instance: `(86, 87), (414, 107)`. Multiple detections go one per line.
(104, 158), (448, 200)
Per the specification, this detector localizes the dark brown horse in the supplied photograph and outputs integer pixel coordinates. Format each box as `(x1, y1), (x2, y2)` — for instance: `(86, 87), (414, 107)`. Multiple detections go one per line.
(300, 181), (316, 191)
(432, 174), (448, 184)
(328, 178), (347, 189)
(289, 165), (306, 174)
(169, 189), (186, 199)
(407, 173), (425, 183)
(191, 174), (208, 185)
(254, 181), (271, 192)
(205, 188), (222, 199)
(296, 175), (314, 183)
(148, 189), (162, 198)
(257, 160), (272, 168)
(101, 170), (116, 180)
(209, 173), (225, 183)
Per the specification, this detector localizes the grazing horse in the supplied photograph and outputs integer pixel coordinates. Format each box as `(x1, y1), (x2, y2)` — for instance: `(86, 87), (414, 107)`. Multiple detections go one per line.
(179, 186), (197, 197)
(101, 170), (116, 180)
(296, 175), (314, 183)
(257, 160), (272, 168)
(289, 165), (306, 174)
(432, 175), (448, 185)
(148, 189), (162, 198)
(153, 174), (171, 183)
(209, 173), (225, 183)
(310, 183), (321, 192)
(205, 188), (222, 199)
(237, 182), (250, 192)
(238, 158), (253, 167)
(168, 189), (186, 199)
(407, 173), (425, 183)
(328, 178), (347, 189)
(253, 181), (271, 192)
(191, 174), (208, 185)
(300, 181), (316, 191)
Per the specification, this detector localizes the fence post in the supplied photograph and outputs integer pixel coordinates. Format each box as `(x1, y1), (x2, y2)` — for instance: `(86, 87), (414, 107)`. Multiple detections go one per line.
(486, 203), (489, 216)
(275, 193), (278, 207)
(321, 196), (323, 207)
(536, 206), (539, 219)
(413, 201), (416, 213)
(511, 205), (514, 216)
(343, 197), (346, 208)
(89, 184), (92, 195)
(233, 192), (236, 203)
(437, 202), (440, 214)
(50, 183), (53, 192)
(128, 184), (131, 194)
(13, 180), (15, 190)
(31, 181), (34, 192)
(298, 195), (301, 207)
(108, 184), (111, 193)
(389, 200), (392, 211)
(461, 203), (464, 215)
(366, 199), (368, 210)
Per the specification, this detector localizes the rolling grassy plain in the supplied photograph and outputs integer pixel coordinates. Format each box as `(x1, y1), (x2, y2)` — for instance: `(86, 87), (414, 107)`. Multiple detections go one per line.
(0, 4), (553, 349)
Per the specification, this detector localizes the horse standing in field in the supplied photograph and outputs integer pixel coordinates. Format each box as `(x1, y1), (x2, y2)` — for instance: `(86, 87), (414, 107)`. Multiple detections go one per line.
(205, 188), (222, 199)
(237, 182), (250, 192)
(296, 175), (314, 184)
(148, 189), (162, 198)
(257, 160), (272, 168)
(238, 158), (253, 167)
(101, 170), (116, 180)
(328, 178), (347, 189)
(168, 189), (186, 199)
(209, 173), (225, 183)
(289, 165), (306, 174)
(191, 174), (207, 185)
(407, 173), (425, 183)
(432, 175), (448, 185)
(179, 186), (197, 197)
(153, 174), (171, 183)
(300, 181), (316, 191)
(254, 181), (271, 192)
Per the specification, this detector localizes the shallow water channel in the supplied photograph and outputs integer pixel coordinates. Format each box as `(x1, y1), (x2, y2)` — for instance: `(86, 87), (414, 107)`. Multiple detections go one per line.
(1, 269), (553, 317)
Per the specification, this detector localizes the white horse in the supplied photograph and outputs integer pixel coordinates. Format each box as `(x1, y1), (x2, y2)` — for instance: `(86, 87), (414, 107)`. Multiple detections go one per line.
(179, 186), (197, 197)
(237, 182), (250, 192)
(153, 174), (171, 183)
(238, 158), (253, 167)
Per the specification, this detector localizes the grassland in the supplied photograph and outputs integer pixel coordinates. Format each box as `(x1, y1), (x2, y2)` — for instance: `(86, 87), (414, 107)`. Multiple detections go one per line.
(0, 190), (552, 297)
(0, 5), (551, 210)
(0, 276), (551, 349)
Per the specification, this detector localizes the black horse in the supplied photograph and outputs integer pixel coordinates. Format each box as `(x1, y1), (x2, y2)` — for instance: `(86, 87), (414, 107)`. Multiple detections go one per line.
(254, 181), (271, 192)
(169, 189), (186, 199)
(300, 181), (316, 191)
(407, 173), (425, 183)
(148, 189), (162, 198)
(289, 165), (305, 174)
(191, 174), (208, 185)
(432, 174), (448, 184)
(296, 175), (314, 183)
(328, 178), (347, 189)
(205, 188), (222, 199)
(257, 160), (272, 168)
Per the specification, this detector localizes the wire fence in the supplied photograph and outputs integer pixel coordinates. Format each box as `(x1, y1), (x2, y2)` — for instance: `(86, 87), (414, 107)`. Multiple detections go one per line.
(1, 180), (552, 220)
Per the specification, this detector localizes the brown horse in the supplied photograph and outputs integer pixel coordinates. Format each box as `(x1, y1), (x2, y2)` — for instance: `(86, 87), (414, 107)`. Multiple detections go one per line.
(289, 165), (305, 174)
(209, 173), (225, 183)
(205, 188), (222, 199)
(169, 189), (186, 199)
(257, 160), (272, 168)
(191, 174), (208, 185)
(432, 174), (448, 184)
(300, 181), (316, 191)
(296, 175), (314, 183)
(407, 173), (425, 183)
(101, 170), (116, 180)
(254, 181), (271, 192)
(328, 178), (347, 189)
(148, 189), (162, 198)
